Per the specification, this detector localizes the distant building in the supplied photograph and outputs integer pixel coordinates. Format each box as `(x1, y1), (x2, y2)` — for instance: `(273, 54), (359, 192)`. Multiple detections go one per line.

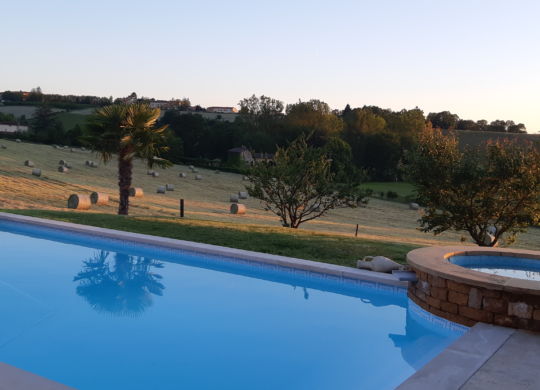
(228, 146), (253, 164)
(207, 106), (238, 114)
(0, 124), (29, 133)
(253, 152), (274, 162)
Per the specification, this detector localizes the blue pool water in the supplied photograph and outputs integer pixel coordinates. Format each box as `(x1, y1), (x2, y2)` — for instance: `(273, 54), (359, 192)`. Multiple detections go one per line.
(450, 255), (540, 281)
(0, 221), (465, 390)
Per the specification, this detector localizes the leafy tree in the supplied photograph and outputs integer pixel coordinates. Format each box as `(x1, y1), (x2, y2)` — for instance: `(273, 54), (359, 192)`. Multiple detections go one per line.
(405, 129), (540, 246)
(30, 105), (64, 143)
(427, 111), (459, 130)
(285, 100), (343, 145)
(84, 103), (171, 215)
(246, 134), (362, 228)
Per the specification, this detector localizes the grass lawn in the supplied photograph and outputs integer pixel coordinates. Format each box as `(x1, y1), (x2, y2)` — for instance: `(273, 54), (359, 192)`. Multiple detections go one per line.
(55, 112), (90, 130)
(2, 209), (419, 267)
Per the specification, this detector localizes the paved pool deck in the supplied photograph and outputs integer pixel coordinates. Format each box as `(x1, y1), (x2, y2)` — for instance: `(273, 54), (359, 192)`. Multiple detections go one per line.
(398, 323), (540, 389)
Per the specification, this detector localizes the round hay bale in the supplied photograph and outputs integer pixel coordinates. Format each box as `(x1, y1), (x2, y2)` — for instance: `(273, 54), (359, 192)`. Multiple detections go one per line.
(156, 185), (166, 194)
(0, 145), (6, 149)
(242, 176), (249, 181)
(195, 175), (202, 180)
(85, 160), (91, 166)
(90, 192), (109, 205)
(179, 172), (186, 178)
(58, 166), (69, 173)
(24, 160), (34, 167)
(192, 169), (199, 173)
(67, 194), (91, 210)
(166, 184), (174, 191)
(59, 159), (67, 166)
(152, 171), (160, 177)
(189, 165), (194, 170)
(31, 168), (41, 177)
(238, 191), (249, 199)
(89, 161), (97, 168)
(70, 148), (75, 153)
(147, 170), (154, 175)
(230, 203), (246, 215)
(230, 194), (239, 203)
(129, 187), (144, 197)
(409, 202), (420, 210)
(15, 139), (21, 143)
(80, 147), (86, 151)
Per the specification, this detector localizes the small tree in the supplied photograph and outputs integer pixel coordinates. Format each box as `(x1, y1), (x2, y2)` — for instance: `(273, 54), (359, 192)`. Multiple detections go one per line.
(406, 129), (540, 246)
(246, 134), (362, 228)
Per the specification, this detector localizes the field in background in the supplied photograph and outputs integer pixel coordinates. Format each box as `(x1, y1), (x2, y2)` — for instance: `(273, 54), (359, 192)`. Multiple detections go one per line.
(1, 139), (539, 257)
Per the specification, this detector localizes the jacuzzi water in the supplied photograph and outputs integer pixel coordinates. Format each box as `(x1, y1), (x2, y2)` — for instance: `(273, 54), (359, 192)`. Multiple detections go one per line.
(0, 220), (465, 390)
(450, 255), (540, 281)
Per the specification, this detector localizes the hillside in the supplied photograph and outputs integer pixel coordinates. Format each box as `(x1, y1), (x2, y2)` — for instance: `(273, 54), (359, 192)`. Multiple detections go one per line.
(1, 139), (539, 250)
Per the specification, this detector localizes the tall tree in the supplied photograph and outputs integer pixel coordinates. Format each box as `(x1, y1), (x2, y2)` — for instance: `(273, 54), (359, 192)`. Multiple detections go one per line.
(85, 103), (171, 215)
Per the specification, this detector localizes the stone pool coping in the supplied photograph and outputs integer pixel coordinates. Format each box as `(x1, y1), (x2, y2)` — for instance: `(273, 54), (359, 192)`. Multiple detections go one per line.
(0, 212), (407, 288)
(408, 246), (540, 296)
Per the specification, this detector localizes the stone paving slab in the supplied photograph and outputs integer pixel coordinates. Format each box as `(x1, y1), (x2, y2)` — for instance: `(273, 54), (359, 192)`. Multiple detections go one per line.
(0, 363), (74, 390)
(461, 330), (540, 390)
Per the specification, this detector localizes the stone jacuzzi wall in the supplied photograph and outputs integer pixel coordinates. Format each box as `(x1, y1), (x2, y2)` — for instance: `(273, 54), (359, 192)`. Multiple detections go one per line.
(407, 247), (540, 332)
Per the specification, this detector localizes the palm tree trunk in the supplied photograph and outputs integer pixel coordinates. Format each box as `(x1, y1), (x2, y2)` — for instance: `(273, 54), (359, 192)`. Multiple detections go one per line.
(118, 148), (133, 215)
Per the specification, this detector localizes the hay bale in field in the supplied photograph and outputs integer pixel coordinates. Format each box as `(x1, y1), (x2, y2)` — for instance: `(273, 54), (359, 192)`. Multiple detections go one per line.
(230, 203), (246, 215)
(238, 191), (248, 199)
(85, 160), (91, 166)
(156, 185), (166, 194)
(90, 192), (109, 205)
(129, 187), (144, 197)
(152, 171), (160, 177)
(67, 194), (91, 210)
(192, 169), (198, 173)
(147, 170), (154, 175)
(195, 175), (202, 180)
(189, 165), (194, 170)
(59, 159), (68, 166)
(80, 147), (86, 151)
(15, 139), (21, 143)
(31, 168), (41, 177)
(58, 166), (69, 173)
(242, 176), (249, 181)
(179, 172), (186, 178)
(89, 161), (97, 168)
(70, 148), (75, 153)
(166, 184), (174, 191)
(230, 194), (239, 203)
(409, 202), (419, 210)
(0, 144), (6, 149)
(24, 160), (34, 167)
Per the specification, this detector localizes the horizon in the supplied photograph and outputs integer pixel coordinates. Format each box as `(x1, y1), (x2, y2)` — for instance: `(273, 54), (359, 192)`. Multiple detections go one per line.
(1, 0), (539, 133)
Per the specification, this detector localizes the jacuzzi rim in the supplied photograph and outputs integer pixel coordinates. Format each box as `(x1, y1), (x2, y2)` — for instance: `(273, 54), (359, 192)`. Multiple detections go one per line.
(407, 246), (540, 296)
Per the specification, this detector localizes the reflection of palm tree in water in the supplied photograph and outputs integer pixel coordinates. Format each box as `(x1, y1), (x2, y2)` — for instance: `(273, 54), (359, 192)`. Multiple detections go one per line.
(74, 251), (165, 316)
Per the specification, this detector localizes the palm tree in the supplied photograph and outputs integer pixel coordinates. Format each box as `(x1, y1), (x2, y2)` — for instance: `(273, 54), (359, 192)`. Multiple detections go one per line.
(85, 103), (171, 215)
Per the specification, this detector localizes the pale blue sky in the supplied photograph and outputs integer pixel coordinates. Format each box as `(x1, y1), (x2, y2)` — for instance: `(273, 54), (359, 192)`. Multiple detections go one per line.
(1, 0), (539, 132)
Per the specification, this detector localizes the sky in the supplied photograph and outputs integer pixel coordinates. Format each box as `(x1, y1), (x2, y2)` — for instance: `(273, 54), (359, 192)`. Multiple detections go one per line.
(1, 0), (539, 132)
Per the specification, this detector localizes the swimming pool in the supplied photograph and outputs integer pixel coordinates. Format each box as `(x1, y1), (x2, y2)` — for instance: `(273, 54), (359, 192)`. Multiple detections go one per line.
(450, 254), (540, 281)
(0, 219), (465, 389)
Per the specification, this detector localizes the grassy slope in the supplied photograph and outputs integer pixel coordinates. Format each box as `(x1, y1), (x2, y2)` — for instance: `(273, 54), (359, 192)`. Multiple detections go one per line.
(3, 209), (418, 266)
(55, 112), (90, 130)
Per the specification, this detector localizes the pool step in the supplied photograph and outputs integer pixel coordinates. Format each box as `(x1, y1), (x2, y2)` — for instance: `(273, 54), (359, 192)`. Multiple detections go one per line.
(392, 270), (418, 282)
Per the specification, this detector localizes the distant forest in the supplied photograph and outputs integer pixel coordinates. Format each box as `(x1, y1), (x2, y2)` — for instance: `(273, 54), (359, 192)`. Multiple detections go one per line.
(0, 90), (532, 181)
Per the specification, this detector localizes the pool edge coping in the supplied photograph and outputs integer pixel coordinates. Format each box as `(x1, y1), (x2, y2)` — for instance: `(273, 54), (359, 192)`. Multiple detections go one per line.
(0, 212), (407, 288)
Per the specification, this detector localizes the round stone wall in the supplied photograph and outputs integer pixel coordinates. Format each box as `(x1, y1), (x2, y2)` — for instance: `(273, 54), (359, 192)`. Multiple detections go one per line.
(407, 246), (540, 331)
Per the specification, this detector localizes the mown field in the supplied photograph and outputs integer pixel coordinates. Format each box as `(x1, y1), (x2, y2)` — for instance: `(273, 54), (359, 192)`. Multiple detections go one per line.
(1, 139), (539, 265)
